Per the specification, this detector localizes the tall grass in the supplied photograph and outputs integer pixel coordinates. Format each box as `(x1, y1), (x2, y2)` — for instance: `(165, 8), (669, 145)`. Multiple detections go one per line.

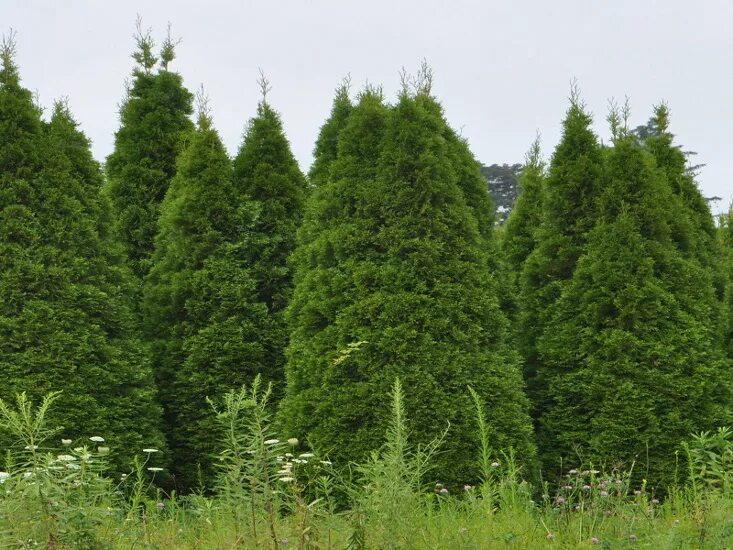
(0, 384), (731, 548)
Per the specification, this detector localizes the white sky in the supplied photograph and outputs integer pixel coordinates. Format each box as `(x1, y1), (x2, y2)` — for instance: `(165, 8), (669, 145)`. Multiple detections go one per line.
(5, 0), (732, 212)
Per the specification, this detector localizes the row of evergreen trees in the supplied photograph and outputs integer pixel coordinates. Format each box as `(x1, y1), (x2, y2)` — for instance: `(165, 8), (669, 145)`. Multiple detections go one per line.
(1, 28), (732, 491)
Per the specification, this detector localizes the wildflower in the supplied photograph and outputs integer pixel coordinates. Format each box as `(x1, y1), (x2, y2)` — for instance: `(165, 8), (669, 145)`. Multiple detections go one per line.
(142, 448), (159, 453)
(320, 460), (332, 466)
(568, 469), (578, 475)
(439, 487), (449, 495)
(285, 453), (293, 458)
(287, 438), (298, 446)
(651, 499), (659, 505)
(147, 467), (164, 473)
(458, 527), (468, 535)
(61, 439), (72, 446)
(0, 472), (9, 483)
(434, 482), (444, 493)
(546, 533), (555, 540)
(591, 537), (599, 545)
(563, 485), (573, 491)
(279, 477), (294, 483)
(264, 439), (280, 445)
(491, 461), (500, 468)
(24, 445), (38, 451)
(56, 455), (76, 462)
(600, 490), (609, 497)
(629, 534), (637, 542)
(89, 436), (105, 442)
(574, 505), (581, 511)
(555, 496), (565, 505)
(464, 484), (473, 491)
(66, 463), (81, 470)
(582, 485), (591, 491)
(156, 502), (165, 510)
(299, 453), (314, 458)
(97, 447), (110, 454)
(633, 490), (641, 496)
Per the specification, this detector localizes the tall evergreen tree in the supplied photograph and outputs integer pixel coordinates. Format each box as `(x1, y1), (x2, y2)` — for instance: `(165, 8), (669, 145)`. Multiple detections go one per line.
(502, 137), (545, 284)
(518, 92), (604, 425)
(232, 89), (307, 392)
(106, 25), (193, 279)
(537, 123), (731, 486)
(308, 79), (353, 188)
(0, 41), (165, 466)
(144, 106), (270, 489)
(720, 208), (733, 359)
(280, 84), (535, 485)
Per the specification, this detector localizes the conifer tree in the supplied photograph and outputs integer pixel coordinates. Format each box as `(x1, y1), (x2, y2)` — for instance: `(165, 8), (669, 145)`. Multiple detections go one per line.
(537, 121), (731, 486)
(308, 78), (353, 188)
(502, 137), (545, 284)
(232, 83), (307, 391)
(280, 83), (535, 485)
(144, 103), (270, 489)
(106, 24), (193, 279)
(518, 91), (604, 423)
(0, 39), (165, 466)
(721, 208), (733, 359)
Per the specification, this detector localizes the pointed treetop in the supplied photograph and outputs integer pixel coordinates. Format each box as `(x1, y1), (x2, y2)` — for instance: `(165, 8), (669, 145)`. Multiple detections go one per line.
(257, 68), (272, 105)
(132, 16), (157, 72)
(650, 102), (670, 135)
(358, 81), (384, 101)
(159, 22), (180, 70)
(568, 78), (583, 109)
(413, 58), (433, 96)
(525, 131), (544, 170)
(607, 98), (623, 141)
(336, 74), (351, 97)
(195, 85), (212, 129)
(398, 60), (434, 99)
(0, 29), (20, 86)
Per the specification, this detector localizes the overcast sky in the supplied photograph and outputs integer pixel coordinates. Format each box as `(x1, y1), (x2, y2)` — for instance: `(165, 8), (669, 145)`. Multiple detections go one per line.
(5, 0), (732, 212)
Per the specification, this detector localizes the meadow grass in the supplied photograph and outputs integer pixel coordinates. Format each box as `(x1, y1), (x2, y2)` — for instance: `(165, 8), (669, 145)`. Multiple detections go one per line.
(0, 381), (731, 549)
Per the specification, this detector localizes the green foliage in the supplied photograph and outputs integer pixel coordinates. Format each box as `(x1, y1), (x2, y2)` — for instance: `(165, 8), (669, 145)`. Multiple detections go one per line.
(105, 28), (194, 279)
(502, 136), (545, 285)
(280, 84), (535, 486)
(0, 45), (165, 469)
(308, 79), (353, 188)
(518, 93), (604, 423)
(721, 208), (733, 358)
(143, 112), (271, 489)
(232, 99), (307, 394)
(537, 132), (731, 487)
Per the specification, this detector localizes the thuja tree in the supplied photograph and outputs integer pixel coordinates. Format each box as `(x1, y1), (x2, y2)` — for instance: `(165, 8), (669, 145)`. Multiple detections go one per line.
(232, 91), (307, 392)
(280, 84), (535, 485)
(0, 41), (165, 466)
(144, 108), (270, 489)
(308, 79), (353, 188)
(644, 104), (727, 339)
(518, 92), (604, 423)
(537, 125), (731, 487)
(721, 209), (733, 358)
(502, 137), (545, 287)
(106, 25), (193, 279)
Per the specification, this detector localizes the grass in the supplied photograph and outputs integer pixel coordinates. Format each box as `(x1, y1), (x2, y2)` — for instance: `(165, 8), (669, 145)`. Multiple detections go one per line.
(0, 381), (731, 549)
